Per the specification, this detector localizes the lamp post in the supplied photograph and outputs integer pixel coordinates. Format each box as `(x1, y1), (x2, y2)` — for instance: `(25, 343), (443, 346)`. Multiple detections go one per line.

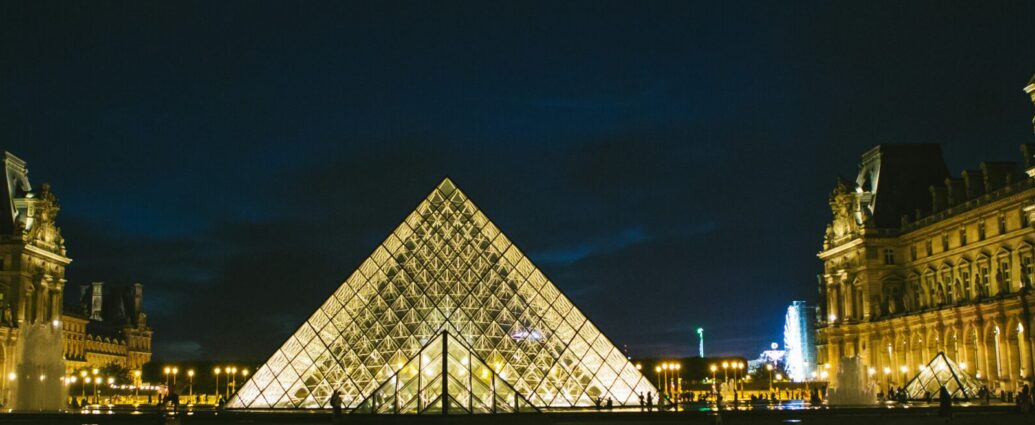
(674, 363), (682, 407)
(80, 371), (87, 399)
(662, 361), (670, 399)
(92, 368), (99, 404)
(164, 367), (170, 386)
(722, 361), (729, 383)
(766, 364), (774, 392)
(214, 367), (221, 400)
(709, 364), (717, 400)
(188, 370), (195, 399)
(172, 367), (179, 386)
(654, 365), (661, 397)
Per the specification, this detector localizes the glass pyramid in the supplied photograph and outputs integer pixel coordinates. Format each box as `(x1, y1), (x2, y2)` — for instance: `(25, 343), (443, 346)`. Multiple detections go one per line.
(228, 178), (657, 412)
(903, 352), (982, 400)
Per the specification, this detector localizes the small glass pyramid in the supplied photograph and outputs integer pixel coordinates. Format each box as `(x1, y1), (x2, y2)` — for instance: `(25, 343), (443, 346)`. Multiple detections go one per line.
(903, 352), (982, 400)
(228, 178), (657, 412)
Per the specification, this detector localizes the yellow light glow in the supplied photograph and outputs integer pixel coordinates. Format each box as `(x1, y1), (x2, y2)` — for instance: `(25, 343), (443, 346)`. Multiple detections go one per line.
(188, 370), (195, 377)
(900, 365), (908, 373)
(883, 367), (891, 375)
(243, 369), (249, 377)
(164, 367), (170, 374)
(214, 367), (221, 374)
(710, 365), (717, 372)
(960, 362), (968, 370)
(867, 367), (876, 376)
(775, 373), (783, 381)
(635, 363), (642, 370)
(722, 362), (729, 369)
(92, 368), (99, 376)
(80, 371), (87, 377)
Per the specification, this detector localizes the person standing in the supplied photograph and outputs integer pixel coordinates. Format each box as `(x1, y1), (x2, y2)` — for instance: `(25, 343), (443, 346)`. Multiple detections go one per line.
(330, 389), (342, 423)
(638, 392), (645, 412)
(938, 386), (951, 418)
(646, 391), (653, 412)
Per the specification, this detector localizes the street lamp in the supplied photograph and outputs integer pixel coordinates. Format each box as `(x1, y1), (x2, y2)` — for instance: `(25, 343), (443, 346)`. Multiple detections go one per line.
(722, 361), (729, 383)
(766, 364), (774, 391)
(134, 370), (142, 402)
(214, 367), (221, 400)
(164, 367), (171, 386)
(662, 361), (670, 399)
(188, 370), (195, 399)
(79, 371), (88, 399)
(172, 367), (179, 386)
(710, 364), (717, 400)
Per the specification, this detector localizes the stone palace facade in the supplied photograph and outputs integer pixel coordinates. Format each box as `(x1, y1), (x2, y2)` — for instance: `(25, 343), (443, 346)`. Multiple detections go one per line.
(0, 152), (152, 393)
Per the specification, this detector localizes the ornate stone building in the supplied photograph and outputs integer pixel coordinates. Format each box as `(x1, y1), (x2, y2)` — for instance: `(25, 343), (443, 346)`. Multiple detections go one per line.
(0, 152), (152, 393)
(817, 142), (1035, 393)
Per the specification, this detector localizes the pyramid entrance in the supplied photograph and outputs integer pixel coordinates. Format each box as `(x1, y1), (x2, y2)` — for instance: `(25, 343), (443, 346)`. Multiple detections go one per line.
(228, 178), (656, 412)
(903, 352), (982, 400)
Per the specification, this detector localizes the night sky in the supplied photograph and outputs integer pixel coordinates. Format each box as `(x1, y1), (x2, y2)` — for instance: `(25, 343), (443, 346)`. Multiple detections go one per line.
(2, 2), (1034, 362)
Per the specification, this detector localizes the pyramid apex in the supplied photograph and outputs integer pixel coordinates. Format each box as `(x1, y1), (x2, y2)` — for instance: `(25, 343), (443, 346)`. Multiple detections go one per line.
(436, 177), (458, 196)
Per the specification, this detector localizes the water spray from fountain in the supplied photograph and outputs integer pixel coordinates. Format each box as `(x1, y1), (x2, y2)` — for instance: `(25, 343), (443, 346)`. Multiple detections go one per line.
(9, 319), (66, 411)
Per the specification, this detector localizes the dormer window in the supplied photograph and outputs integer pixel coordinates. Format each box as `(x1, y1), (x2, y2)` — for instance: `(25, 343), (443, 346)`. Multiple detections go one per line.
(999, 215), (1007, 235)
(979, 222), (987, 240)
(942, 234), (949, 252)
(959, 227), (967, 247)
(884, 249), (895, 265)
(926, 239), (933, 256)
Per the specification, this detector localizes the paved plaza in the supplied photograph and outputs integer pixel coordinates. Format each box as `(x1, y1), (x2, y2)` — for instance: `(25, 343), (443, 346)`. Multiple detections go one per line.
(0, 405), (1030, 425)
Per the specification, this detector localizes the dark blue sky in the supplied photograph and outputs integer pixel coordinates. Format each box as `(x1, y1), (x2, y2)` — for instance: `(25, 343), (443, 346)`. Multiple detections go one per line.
(2, 2), (1034, 361)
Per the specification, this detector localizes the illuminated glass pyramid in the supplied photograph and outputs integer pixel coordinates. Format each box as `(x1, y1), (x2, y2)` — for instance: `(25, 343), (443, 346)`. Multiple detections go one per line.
(903, 352), (982, 400)
(228, 178), (657, 412)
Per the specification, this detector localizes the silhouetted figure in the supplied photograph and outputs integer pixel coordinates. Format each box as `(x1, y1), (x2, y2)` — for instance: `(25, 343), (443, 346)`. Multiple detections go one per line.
(638, 392), (645, 411)
(330, 389), (343, 423)
(646, 391), (653, 412)
(606, 397), (613, 410)
(938, 386), (951, 418)
(70, 397), (79, 409)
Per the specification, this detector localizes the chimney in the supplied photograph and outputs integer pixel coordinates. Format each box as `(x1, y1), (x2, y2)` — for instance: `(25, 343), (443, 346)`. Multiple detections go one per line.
(133, 283), (143, 322)
(981, 161), (1017, 192)
(1021, 144), (1035, 169)
(90, 282), (104, 321)
(930, 185), (948, 213)
(945, 178), (966, 206)
(962, 170), (984, 199)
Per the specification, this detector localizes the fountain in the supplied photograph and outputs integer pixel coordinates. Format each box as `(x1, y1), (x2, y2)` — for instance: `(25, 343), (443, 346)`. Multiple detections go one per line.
(9, 321), (66, 411)
(825, 356), (877, 406)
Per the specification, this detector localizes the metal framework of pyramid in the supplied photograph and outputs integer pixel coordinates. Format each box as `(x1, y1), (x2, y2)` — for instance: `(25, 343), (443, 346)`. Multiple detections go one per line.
(228, 178), (657, 412)
(903, 352), (982, 400)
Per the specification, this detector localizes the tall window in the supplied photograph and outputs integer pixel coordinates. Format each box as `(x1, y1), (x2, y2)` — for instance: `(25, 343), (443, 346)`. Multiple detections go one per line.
(942, 234), (950, 252)
(961, 268), (971, 301)
(942, 269), (954, 303)
(999, 215), (1007, 235)
(926, 274), (938, 305)
(884, 249), (895, 265)
(1000, 258), (1012, 294)
(959, 227), (967, 247)
(911, 245), (918, 261)
(926, 239), (933, 256)
(1023, 210), (1031, 228)
(1023, 253), (1034, 289)
(979, 222), (986, 240)
(979, 263), (991, 297)
(912, 278), (923, 309)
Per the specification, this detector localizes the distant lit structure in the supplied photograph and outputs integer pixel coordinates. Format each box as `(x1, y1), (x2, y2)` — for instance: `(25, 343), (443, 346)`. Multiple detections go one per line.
(697, 327), (704, 357)
(783, 301), (816, 382)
